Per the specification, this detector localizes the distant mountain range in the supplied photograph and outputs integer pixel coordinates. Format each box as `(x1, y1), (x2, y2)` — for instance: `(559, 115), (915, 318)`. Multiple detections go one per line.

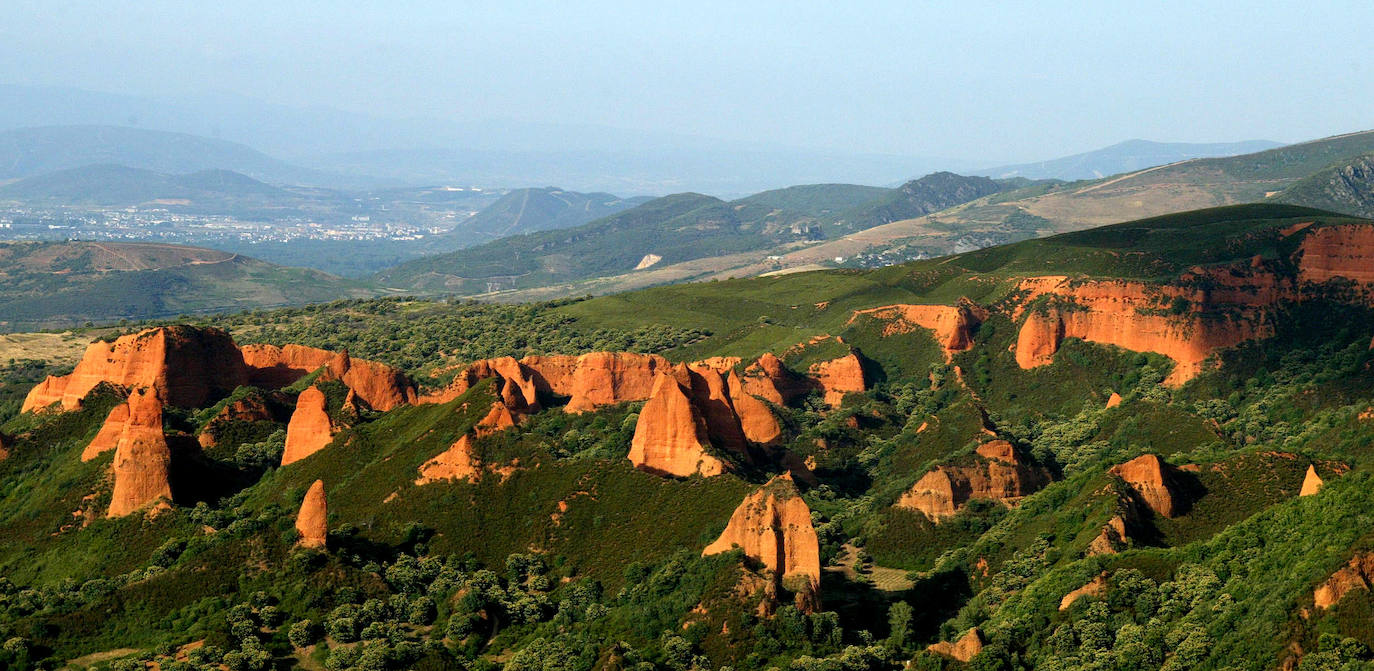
(973, 138), (1284, 181)
(0, 164), (289, 205)
(435, 187), (653, 248)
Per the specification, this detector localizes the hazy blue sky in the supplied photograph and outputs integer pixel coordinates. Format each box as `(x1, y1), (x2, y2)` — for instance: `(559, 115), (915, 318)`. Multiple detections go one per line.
(1, 1), (1371, 162)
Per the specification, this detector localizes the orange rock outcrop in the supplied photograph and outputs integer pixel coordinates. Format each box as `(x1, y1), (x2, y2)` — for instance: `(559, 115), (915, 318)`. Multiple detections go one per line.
(475, 402), (518, 437)
(703, 474), (821, 611)
(107, 388), (173, 517)
(295, 479), (328, 548)
(1300, 464), (1324, 496)
(741, 352), (811, 406)
(808, 353), (867, 406)
(897, 440), (1051, 521)
(281, 386), (335, 466)
(242, 345), (415, 411)
(422, 352), (671, 413)
(24, 327), (416, 415)
(24, 326), (248, 412)
(629, 370), (727, 477)
(1059, 573), (1109, 610)
(1106, 392), (1123, 408)
(846, 302), (984, 357)
(727, 372), (782, 445)
(1110, 454), (1184, 518)
(415, 434), (481, 485)
(1314, 553), (1374, 609)
(1087, 514), (1129, 556)
(928, 628), (984, 662)
(1297, 224), (1374, 286)
(84, 400), (131, 461)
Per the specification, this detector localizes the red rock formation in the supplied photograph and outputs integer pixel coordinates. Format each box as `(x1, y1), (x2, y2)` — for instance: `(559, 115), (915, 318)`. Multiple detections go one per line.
(1314, 553), (1374, 609)
(295, 479), (328, 548)
(107, 388), (173, 517)
(727, 372), (781, 445)
(741, 352), (811, 406)
(197, 395), (274, 448)
(240, 344), (415, 411)
(897, 440), (1051, 521)
(415, 434), (481, 485)
(83, 400), (131, 461)
(846, 302), (984, 357)
(808, 353), (867, 407)
(1087, 514), (1129, 556)
(1059, 573), (1109, 611)
(535, 352), (670, 413)
(1300, 465), (1324, 497)
(686, 364), (749, 454)
(928, 628), (984, 662)
(703, 474), (821, 611)
(1106, 392), (1123, 408)
(475, 402), (518, 437)
(1298, 224), (1374, 286)
(422, 356), (541, 410)
(628, 371), (725, 477)
(281, 386), (335, 466)
(23, 326), (248, 412)
(1011, 277), (1274, 385)
(1110, 454), (1184, 518)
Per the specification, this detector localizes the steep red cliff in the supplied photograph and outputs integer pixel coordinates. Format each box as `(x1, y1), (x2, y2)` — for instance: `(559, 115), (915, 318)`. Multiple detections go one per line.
(686, 364), (749, 454)
(281, 386), (335, 466)
(727, 372), (782, 445)
(422, 356), (541, 410)
(475, 402), (518, 437)
(107, 388), (173, 518)
(83, 400), (131, 461)
(295, 479), (328, 549)
(530, 352), (670, 413)
(1110, 454), (1184, 518)
(703, 474), (822, 612)
(24, 326), (248, 412)
(628, 371), (725, 477)
(896, 440), (1051, 521)
(1298, 224), (1374, 286)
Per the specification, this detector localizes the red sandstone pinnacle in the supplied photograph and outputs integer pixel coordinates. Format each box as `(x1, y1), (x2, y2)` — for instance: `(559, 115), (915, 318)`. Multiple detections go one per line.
(107, 388), (173, 518)
(416, 434), (481, 485)
(727, 372), (782, 445)
(84, 400), (131, 461)
(295, 479), (328, 549)
(628, 372), (723, 477)
(741, 352), (811, 406)
(1109, 454), (1183, 518)
(1300, 464), (1324, 497)
(281, 386), (335, 466)
(703, 474), (821, 612)
(845, 302), (984, 357)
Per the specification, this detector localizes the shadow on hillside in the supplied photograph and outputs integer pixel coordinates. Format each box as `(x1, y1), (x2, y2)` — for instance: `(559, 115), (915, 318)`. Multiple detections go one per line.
(820, 567), (969, 642)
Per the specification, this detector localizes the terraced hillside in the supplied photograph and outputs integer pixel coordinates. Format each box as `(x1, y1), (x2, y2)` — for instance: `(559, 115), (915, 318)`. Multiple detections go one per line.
(5, 204), (1374, 670)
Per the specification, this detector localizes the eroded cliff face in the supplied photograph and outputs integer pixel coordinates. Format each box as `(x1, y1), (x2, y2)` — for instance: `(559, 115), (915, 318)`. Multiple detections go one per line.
(422, 352), (671, 413)
(1314, 553), (1374, 609)
(703, 475), (822, 612)
(1297, 224), (1374, 286)
(107, 388), (173, 518)
(1060, 573), (1109, 611)
(847, 301), (985, 357)
(896, 440), (1051, 521)
(295, 479), (328, 549)
(628, 371), (725, 478)
(1300, 465), (1324, 497)
(242, 345), (415, 411)
(24, 326), (248, 412)
(727, 372), (782, 445)
(281, 386), (335, 466)
(1110, 454), (1185, 518)
(25, 328), (416, 415)
(1012, 278), (1271, 385)
(741, 352), (812, 406)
